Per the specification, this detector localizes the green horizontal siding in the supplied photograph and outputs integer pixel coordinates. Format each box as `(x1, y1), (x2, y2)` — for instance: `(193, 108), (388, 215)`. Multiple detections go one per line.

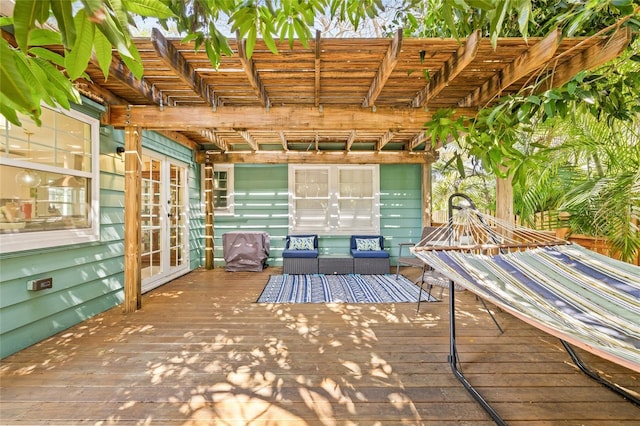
(0, 122), (204, 359)
(213, 164), (423, 267)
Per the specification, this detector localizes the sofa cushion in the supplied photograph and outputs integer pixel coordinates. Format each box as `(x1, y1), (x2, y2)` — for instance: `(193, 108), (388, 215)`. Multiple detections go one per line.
(282, 249), (318, 258)
(289, 236), (315, 250)
(350, 235), (389, 258)
(355, 238), (381, 251)
(283, 234), (319, 258)
(351, 248), (389, 258)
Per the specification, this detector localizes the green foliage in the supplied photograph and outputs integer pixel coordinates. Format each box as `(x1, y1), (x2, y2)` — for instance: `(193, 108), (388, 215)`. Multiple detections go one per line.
(3, 0), (164, 126)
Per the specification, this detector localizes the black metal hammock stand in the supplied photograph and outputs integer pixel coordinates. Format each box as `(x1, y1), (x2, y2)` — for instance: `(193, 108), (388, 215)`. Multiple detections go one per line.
(411, 193), (640, 425)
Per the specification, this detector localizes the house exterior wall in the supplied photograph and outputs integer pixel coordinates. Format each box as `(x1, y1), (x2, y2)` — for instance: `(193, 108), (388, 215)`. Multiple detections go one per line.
(0, 102), (204, 359)
(213, 163), (423, 267)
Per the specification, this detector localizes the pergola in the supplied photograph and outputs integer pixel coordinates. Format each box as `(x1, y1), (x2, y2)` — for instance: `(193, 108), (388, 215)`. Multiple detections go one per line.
(60, 27), (632, 311)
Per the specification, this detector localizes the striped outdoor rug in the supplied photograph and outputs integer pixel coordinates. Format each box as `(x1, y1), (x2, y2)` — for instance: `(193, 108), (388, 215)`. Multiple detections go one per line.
(257, 274), (437, 303)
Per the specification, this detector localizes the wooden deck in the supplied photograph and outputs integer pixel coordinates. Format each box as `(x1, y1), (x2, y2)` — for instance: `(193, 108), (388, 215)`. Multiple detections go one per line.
(1, 267), (638, 425)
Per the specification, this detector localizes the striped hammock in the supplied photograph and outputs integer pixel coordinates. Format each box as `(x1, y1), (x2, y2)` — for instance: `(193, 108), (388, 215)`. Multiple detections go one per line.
(412, 208), (640, 372)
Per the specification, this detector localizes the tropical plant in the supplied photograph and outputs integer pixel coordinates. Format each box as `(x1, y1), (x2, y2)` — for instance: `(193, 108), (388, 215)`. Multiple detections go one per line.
(514, 111), (640, 261)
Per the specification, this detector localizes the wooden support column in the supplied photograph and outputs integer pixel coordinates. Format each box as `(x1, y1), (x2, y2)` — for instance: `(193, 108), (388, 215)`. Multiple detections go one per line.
(123, 126), (142, 312)
(496, 167), (514, 225)
(422, 163), (432, 226)
(204, 159), (215, 269)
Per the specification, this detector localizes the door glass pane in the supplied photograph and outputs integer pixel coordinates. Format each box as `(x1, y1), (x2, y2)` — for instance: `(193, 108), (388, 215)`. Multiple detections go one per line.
(141, 156), (162, 279)
(168, 164), (185, 268)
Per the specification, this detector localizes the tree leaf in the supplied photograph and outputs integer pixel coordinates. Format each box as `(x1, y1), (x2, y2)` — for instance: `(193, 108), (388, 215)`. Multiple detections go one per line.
(93, 27), (113, 78)
(13, 0), (50, 51)
(66, 9), (95, 81)
(51, 0), (76, 47)
(123, 0), (174, 18)
(29, 47), (66, 67)
(0, 40), (39, 121)
(120, 43), (144, 79)
(27, 28), (63, 46)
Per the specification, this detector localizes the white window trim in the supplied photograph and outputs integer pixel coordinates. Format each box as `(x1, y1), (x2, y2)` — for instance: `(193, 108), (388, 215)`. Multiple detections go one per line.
(0, 106), (100, 253)
(288, 164), (380, 236)
(211, 164), (234, 216)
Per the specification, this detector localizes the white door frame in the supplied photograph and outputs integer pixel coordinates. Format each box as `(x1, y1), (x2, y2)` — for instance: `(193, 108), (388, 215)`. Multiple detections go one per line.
(141, 149), (190, 293)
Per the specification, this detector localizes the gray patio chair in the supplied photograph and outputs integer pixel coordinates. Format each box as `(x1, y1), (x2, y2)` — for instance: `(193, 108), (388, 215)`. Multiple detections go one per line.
(395, 226), (441, 280)
(396, 226), (453, 310)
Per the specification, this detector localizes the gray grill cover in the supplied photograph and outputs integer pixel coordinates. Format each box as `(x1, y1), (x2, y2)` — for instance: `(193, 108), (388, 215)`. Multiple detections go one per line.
(222, 232), (270, 271)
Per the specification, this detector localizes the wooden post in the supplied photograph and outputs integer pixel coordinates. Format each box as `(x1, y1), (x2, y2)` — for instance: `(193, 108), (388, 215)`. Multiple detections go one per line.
(422, 163), (432, 226)
(204, 159), (214, 269)
(123, 126), (142, 312)
(496, 168), (514, 225)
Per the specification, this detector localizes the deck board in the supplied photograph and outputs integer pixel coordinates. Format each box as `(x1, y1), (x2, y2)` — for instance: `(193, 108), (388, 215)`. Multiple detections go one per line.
(1, 267), (638, 425)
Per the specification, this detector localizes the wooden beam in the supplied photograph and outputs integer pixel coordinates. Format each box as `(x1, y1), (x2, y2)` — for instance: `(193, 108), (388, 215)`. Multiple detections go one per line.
(412, 30), (481, 108)
(279, 131), (288, 151)
(377, 130), (396, 151)
(75, 81), (126, 106)
(202, 150), (435, 164)
(460, 29), (561, 108)
(151, 28), (217, 106)
(123, 126), (142, 313)
(542, 27), (631, 89)
(362, 28), (403, 108)
(408, 131), (427, 151)
(204, 162), (214, 269)
(346, 130), (356, 151)
(108, 105), (476, 131)
(201, 129), (228, 151)
(314, 30), (321, 107)
(496, 167), (514, 226)
(422, 163), (432, 226)
(237, 130), (259, 151)
(236, 33), (270, 107)
(108, 57), (167, 105)
(156, 130), (200, 151)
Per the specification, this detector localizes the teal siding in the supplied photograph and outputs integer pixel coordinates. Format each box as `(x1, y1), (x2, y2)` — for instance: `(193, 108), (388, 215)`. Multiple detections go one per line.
(213, 164), (423, 267)
(214, 164), (289, 266)
(380, 164), (424, 259)
(0, 109), (204, 358)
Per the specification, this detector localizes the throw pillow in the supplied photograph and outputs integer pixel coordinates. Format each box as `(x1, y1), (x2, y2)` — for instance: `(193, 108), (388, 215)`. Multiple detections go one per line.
(355, 238), (381, 251)
(289, 236), (315, 250)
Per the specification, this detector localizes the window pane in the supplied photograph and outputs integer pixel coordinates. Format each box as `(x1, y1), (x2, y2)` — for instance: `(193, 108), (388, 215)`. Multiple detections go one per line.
(289, 164), (379, 235)
(293, 199), (329, 229)
(0, 165), (90, 234)
(2, 109), (91, 171)
(339, 168), (373, 197)
(213, 170), (228, 208)
(295, 169), (328, 198)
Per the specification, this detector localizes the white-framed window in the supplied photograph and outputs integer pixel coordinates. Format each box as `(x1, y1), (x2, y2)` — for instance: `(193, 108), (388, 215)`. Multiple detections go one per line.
(289, 164), (380, 235)
(212, 164), (234, 215)
(0, 106), (100, 253)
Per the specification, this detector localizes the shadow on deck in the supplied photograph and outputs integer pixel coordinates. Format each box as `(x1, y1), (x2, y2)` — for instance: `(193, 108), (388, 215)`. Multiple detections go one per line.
(1, 267), (638, 424)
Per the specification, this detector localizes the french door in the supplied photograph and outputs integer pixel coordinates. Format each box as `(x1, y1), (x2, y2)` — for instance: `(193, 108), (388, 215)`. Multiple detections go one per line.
(140, 151), (189, 293)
